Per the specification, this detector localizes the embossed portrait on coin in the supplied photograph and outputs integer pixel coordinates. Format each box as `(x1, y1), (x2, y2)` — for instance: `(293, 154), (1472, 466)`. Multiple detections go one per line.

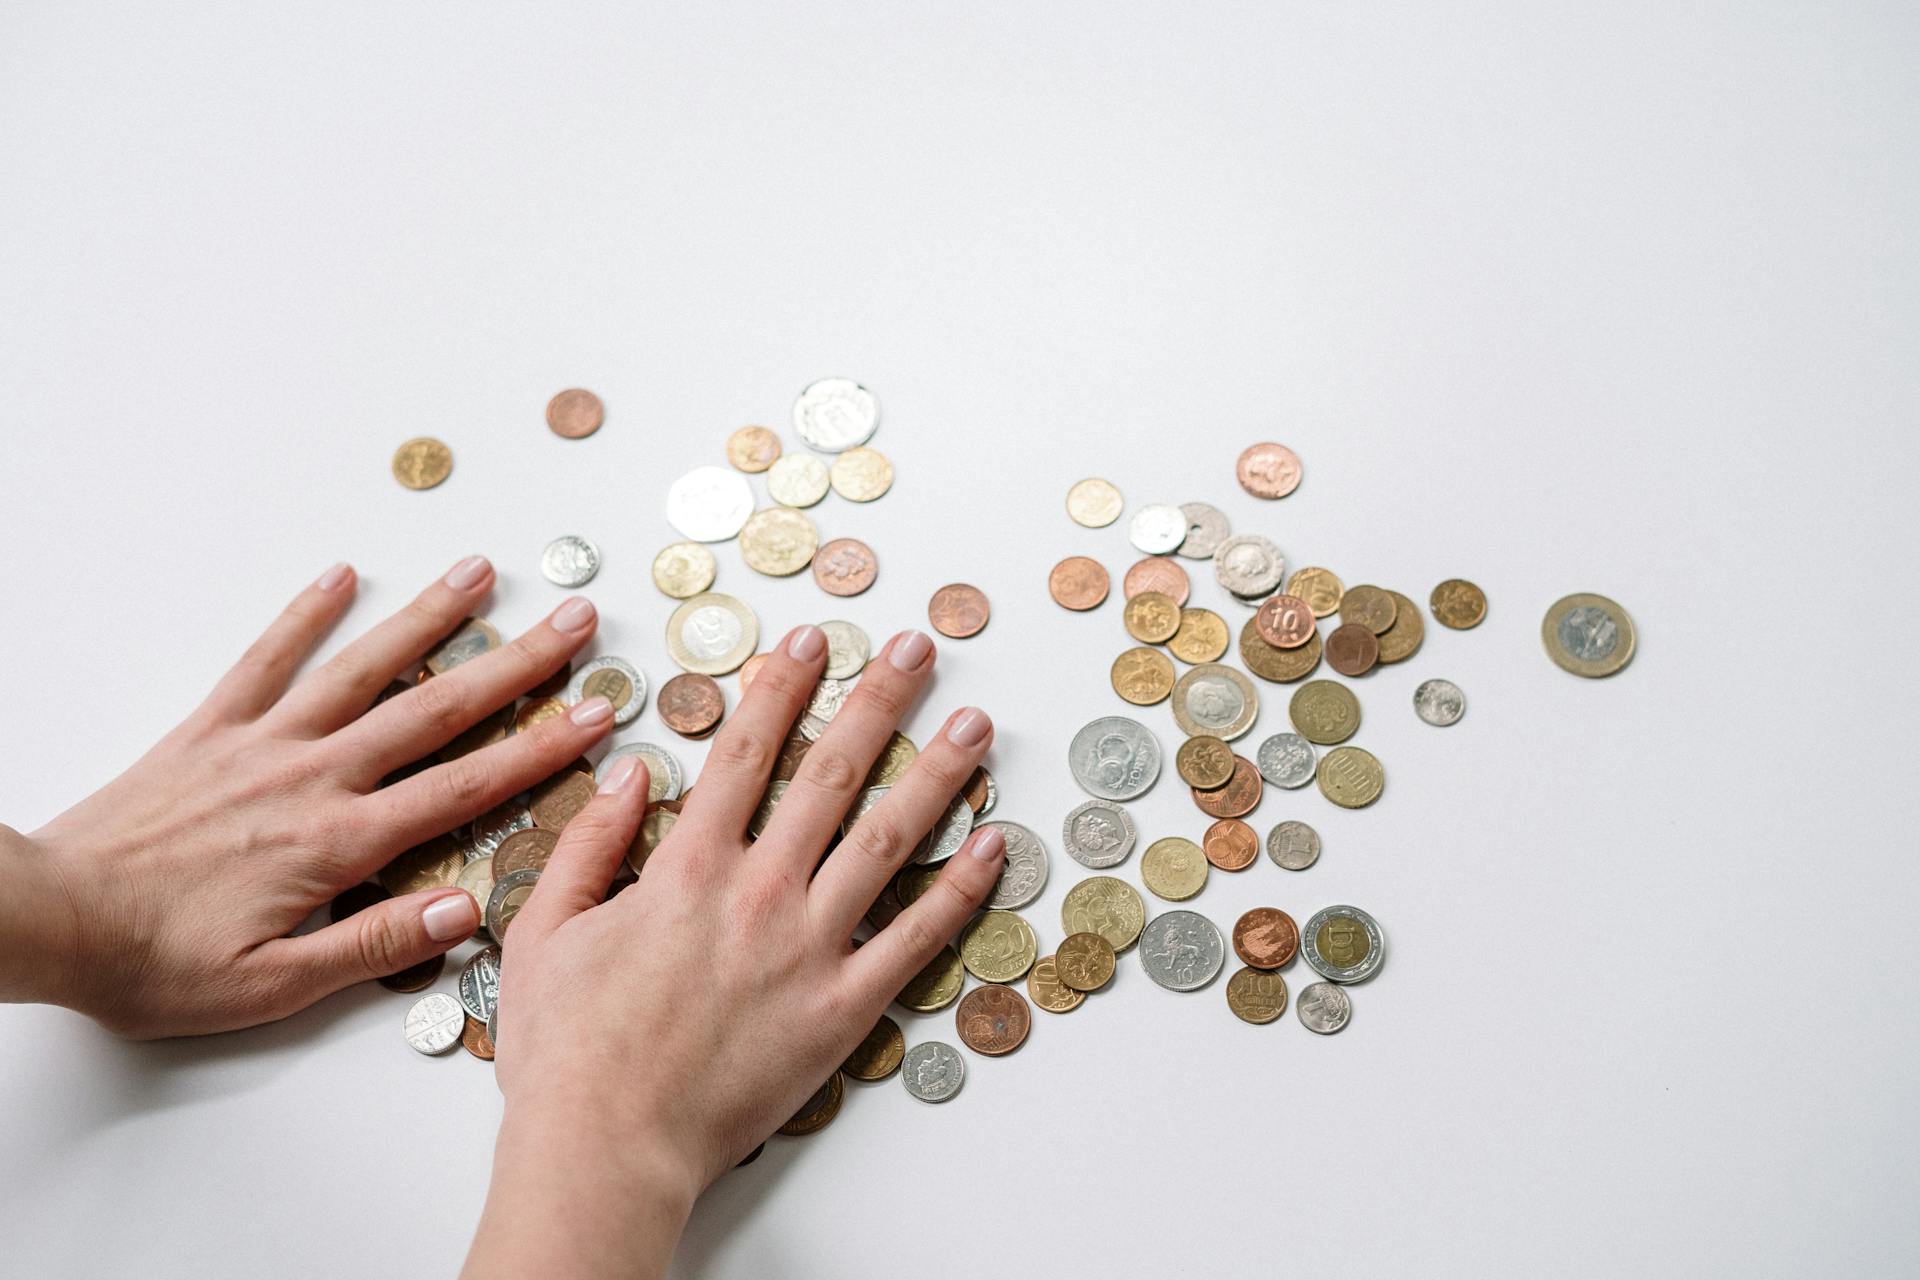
(688, 607), (740, 657)
(1073, 813), (1122, 852)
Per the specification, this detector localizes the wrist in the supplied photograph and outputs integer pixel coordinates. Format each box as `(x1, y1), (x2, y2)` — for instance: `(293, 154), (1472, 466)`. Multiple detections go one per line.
(0, 825), (91, 1009)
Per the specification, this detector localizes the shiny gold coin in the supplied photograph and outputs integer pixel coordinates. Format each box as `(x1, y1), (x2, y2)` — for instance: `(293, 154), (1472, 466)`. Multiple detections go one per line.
(1287, 567), (1344, 617)
(1026, 955), (1085, 1013)
(651, 541), (718, 598)
(828, 446), (893, 502)
(778, 1071), (844, 1136)
(1122, 591), (1181, 644)
(1315, 914), (1374, 969)
(391, 437), (453, 490)
(1290, 679), (1360, 745)
(1055, 931), (1117, 992)
(958, 910), (1039, 983)
(865, 732), (918, 787)
(842, 1015), (906, 1080)
(1239, 618), (1322, 683)
(1175, 735), (1236, 789)
(512, 696), (567, 735)
(1061, 875), (1147, 952)
(1542, 592), (1636, 678)
(1226, 967), (1289, 1024)
(1110, 646), (1177, 706)
(1338, 585), (1397, 635)
(453, 856), (495, 923)
(1375, 590), (1425, 664)
(1141, 837), (1209, 902)
(1168, 608), (1230, 664)
(1431, 578), (1488, 629)
(726, 425), (781, 473)
(1318, 745), (1385, 809)
(738, 507), (819, 576)
(897, 945), (966, 1012)
(1065, 477), (1124, 528)
(379, 833), (466, 897)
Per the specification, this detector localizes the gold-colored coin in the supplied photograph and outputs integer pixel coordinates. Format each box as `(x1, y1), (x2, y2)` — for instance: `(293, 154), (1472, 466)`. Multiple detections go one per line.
(1141, 836), (1209, 902)
(1226, 967), (1289, 1024)
(629, 805), (676, 876)
(1110, 647), (1176, 705)
(531, 768), (595, 830)
(1316, 914), (1374, 969)
(512, 696), (567, 735)
(747, 780), (786, 840)
(379, 833), (466, 897)
(865, 732), (918, 787)
(726, 425), (781, 473)
(897, 945), (965, 1012)
(1374, 590), (1425, 664)
(1541, 592), (1636, 678)
(958, 910), (1039, 983)
(895, 863), (942, 909)
(495, 826), (560, 878)
(778, 1071), (843, 1136)
(842, 1015), (906, 1080)
(1239, 618), (1322, 683)
(1287, 567), (1344, 617)
(1338, 584), (1397, 635)
(1061, 876), (1146, 952)
(828, 446), (893, 502)
(651, 542), (718, 598)
(1290, 679), (1361, 745)
(766, 453), (830, 508)
(1175, 735), (1235, 789)
(1065, 477), (1124, 528)
(1168, 608), (1229, 664)
(1055, 931), (1117, 992)
(1026, 955), (1085, 1012)
(391, 437), (452, 490)
(738, 507), (819, 576)
(1430, 578), (1488, 629)
(453, 856), (495, 922)
(1318, 745), (1385, 809)
(1123, 591), (1181, 644)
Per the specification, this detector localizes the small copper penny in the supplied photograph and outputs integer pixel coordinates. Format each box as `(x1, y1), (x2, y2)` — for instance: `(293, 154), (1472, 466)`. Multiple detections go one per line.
(1339, 584), (1399, 635)
(812, 537), (878, 597)
(1232, 907), (1300, 970)
(1048, 556), (1110, 611)
(659, 672), (726, 737)
(1122, 556), (1191, 606)
(461, 1015), (496, 1061)
(1254, 594), (1318, 649)
(726, 425), (781, 473)
(1175, 735), (1236, 789)
(1235, 442), (1303, 499)
(737, 653), (770, 692)
(1326, 623), (1380, 677)
(1202, 818), (1260, 871)
(1192, 755), (1262, 818)
(955, 983), (1032, 1056)
(928, 583), (990, 638)
(961, 765), (993, 813)
(545, 388), (604, 439)
(494, 826), (559, 878)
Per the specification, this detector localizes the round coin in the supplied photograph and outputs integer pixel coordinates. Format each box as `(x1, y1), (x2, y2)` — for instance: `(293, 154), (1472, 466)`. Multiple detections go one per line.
(1122, 556), (1191, 606)
(566, 655), (646, 726)
(928, 583), (990, 638)
(900, 1042), (965, 1103)
(658, 673), (726, 737)
(1110, 646), (1176, 706)
(828, 446), (893, 502)
(468, 800), (534, 860)
(1027, 955), (1086, 1013)
(1066, 477), (1124, 528)
(391, 437), (452, 490)
(1067, 716), (1161, 801)
(1055, 932), (1117, 992)
(426, 616), (500, 675)
(1338, 585), (1398, 635)
(726, 425), (781, 472)
(1414, 678), (1466, 726)
(597, 742), (684, 801)
(1542, 592), (1636, 677)
(1048, 556), (1110, 611)
(1202, 818), (1259, 871)
(1123, 591), (1182, 645)
(1127, 503), (1188, 554)
(453, 857), (495, 923)
(1265, 819), (1322, 870)
(1430, 578), (1488, 629)
(403, 993), (466, 1055)
(843, 1016), (907, 1080)
(1317, 745), (1385, 809)
(330, 881), (389, 924)
(651, 541), (717, 599)
(532, 768), (595, 829)
(666, 593), (759, 675)
(779, 1071), (844, 1136)
(1239, 618), (1322, 683)
(739, 507), (819, 576)
(1235, 442), (1302, 499)
(545, 388), (604, 439)
(1169, 608), (1230, 664)
(958, 910), (1038, 983)
(666, 465), (755, 542)
(1061, 875), (1146, 951)
(1061, 799), (1137, 869)
(1175, 734), (1236, 789)
(540, 535), (600, 588)
(766, 452), (831, 507)
(1297, 980), (1353, 1033)
(1303, 905), (1385, 983)
(897, 945), (965, 1012)
(914, 793), (975, 864)
(812, 538), (877, 596)
(484, 868), (541, 941)
(818, 620), (871, 680)
(1177, 502), (1231, 559)
(458, 945), (503, 1021)
(494, 827), (559, 878)
(960, 764), (991, 812)
(1226, 967), (1289, 1024)
(1325, 623), (1380, 677)
(1171, 663), (1258, 741)
(1254, 732), (1317, 789)
(1232, 907), (1300, 969)
(1141, 836), (1209, 902)
(1138, 910), (1227, 991)
(1190, 755), (1261, 819)
(956, 984), (1031, 1056)
(1287, 567), (1344, 617)
(379, 834), (467, 897)
(1290, 680), (1360, 745)
(984, 821), (1050, 910)
(1254, 594), (1317, 649)
(1375, 590), (1426, 664)
(1212, 534), (1286, 599)
(461, 1015), (496, 1060)
(379, 952), (443, 994)
(792, 377), (879, 451)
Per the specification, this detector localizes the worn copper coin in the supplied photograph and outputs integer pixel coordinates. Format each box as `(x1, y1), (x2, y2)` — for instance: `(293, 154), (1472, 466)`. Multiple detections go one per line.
(1254, 594), (1317, 649)
(1055, 931), (1118, 992)
(1175, 734), (1236, 789)
(1326, 623), (1381, 677)
(494, 826), (560, 878)
(659, 672), (725, 737)
(1240, 618), (1322, 683)
(1191, 755), (1261, 818)
(391, 437), (453, 490)
(461, 1015), (496, 1060)
(1122, 556), (1190, 606)
(737, 653), (770, 692)
(1235, 442), (1303, 498)
(1110, 647), (1177, 705)
(726, 425), (781, 472)
(1049, 556), (1111, 611)
(1431, 578), (1488, 629)
(545, 389), (604, 439)
(1226, 967), (1289, 1024)
(842, 1015), (906, 1081)
(928, 584), (990, 638)
(1123, 591), (1182, 644)
(1202, 818), (1259, 871)
(812, 538), (878, 597)
(1233, 907), (1300, 969)
(1339, 585), (1398, 635)
(1026, 955), (1085, 1012)
(530, 770), (595, 830)
(778, 1071), (844, 1136)
(955, 984), (1032, 1056)
(1375, 590), (1426, 664)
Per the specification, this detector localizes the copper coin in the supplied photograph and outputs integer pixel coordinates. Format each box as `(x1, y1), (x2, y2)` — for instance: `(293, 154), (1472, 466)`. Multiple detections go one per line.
(1122, 556), (1190, 606)
(955, 983), (1031, 1056)
(1202, 818), (1259, 871)
(928, 583), (990, 638)
(1055, 932), (1117, 992)
(329, 881), (390, 924)
(737, 653), (770, 692)
(659, 672), (726, 737)
(378, 952), (444, 994)
(1175, 735), (1236, 790)
(1339, 584), (1398, 635)
(513, 696), (567, 735)
(461, 1015), (496, 1061)
(531, 769), (595, 830)
(842, 1015), (906, 1081)
(1430, 578), (1488, 630)
(1326, 623), (1380, 677)
(1192, 755), (1262, 818)
(545, 388), (604, 439)
(778, 1071), (844, 1136)
(962, 765), (993, 813)
(1048, 556), (1111, 611)
(1254, 594), (1318, 649)
(1232, 907), (1300, 969)
(494, 826), (559, 878)
(726, 425), (781, 472)
(812, 537), (878, 597)
(1235, 442), (1302, 499)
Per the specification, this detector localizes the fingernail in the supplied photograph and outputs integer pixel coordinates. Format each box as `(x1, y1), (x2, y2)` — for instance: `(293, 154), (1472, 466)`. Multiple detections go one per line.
(422, 892), (478, 942)
(552, 597), (596, 633)
(786, 624), (826, 661)
(888, 629), (934, 672)
(947, 707), (991, 747)
(599, 754), (639, 794)
(570, 696), (613, 727)
(968, 826), (1006, 863)
(316, 562), (352, 591)
(445, 555), (491, 590)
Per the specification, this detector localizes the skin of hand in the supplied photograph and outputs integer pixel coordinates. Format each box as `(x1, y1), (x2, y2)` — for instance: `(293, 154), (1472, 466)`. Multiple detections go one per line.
(463, 623), (1004, 1280)
(0, 556), (621, 1037)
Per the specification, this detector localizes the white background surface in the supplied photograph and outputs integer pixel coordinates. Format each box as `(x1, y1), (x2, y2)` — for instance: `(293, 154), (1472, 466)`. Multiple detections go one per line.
(3, 3), (1917, 1277)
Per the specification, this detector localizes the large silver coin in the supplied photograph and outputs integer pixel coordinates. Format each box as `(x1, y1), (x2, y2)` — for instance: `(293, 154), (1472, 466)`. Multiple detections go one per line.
(596, 742), (683, 802)
(566, 655), (646, 726)
(1127, 504), (1187, 555)
(1061, 799), (1137, 869)
(1254, 732), (1317, 789)
(540, 535), (601, 587)
(468, 800), (534, 860)
(403, 992), (465, 1055)
(1137, 910), (1226, 992)
(1176, 502), (1231, 559)
(1296, 981), (1352, 1034)
(1265, 819), (1321, 870)
(1170, 663), (1258, 741)
(793, 377), (880, 451)
(1211, 534), (1285, 598)
(901, 1041), (966, 1103)
(1067, 716), (1161, 801)
(1301, 904), (1385, 984)
(1414, 678), (1466, 726)
(458, 945), (502, 1022)
(982, 820), (1048, 910)
(820, 620), (871, 680)
(666, 465), (755, 542)
(666, 593), (759, 676)
(913, 794), (974, 864)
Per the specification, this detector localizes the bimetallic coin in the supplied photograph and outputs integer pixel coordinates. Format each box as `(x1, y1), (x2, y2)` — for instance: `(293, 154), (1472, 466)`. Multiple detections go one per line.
(766, 452), (831, 508)
(1338, 585), (1398, 635)
(1303, 905), (1385, 983)
(1318, 746), (1385, 809)
(1202, 818), (1259, 871)
(380, 834), (467, 897)
(779, 1071), (844, 1136)
(1055, 932), (1117, 992)
(1375, 590), (1426, 664)
(1414, 678), (1466, 726)
(1027, 955), (1085, 1013)
(1235, 442), (1302, 499)
(1168, 608), (1230, 664)
(566, 656), (646, 726)
(739, 507), (818, 576)
(983, 821), (1049, 910)
(726, 425), (781, 472)
(426, 617), (500, 675)
(1266, 819), (1322, 871)
(1111, 647), (1176, 706)
(485, 869), (540, 941)
(1067, 716), (1162, 801)
(820, 620), (871, 680)
(1290, 680), (1360, 745)
(1227, 968), (1289, 1024)
(403, 993), (466, 1055)
(651, 541), (717, 599)
(1232, 908), (1299, 969)
(545, 388), (604, 439)
(1255, 733), (1317, 789)
(1542, 592), (1636, 677)
(843, 1016), (906, 1081)
(458, 945), (502, 1022)
(958, 910), (1038, 983)
(901, 1041), (965, 1103)
(540, 535), (601, 587)
(1254, 594), (1317, 649)
(1177, 502), (1231, 559)
(897, 946), (965, 1012)
(1287, 567), (1344, 617)
(1138, 910), (1227, 992)
(1123, 592), (1182, 645)
(1176, 735), (1236, 790)
(1061, 876), (1147, 951)
(666, 465), (755, 542)
(1239, 618), (1322, 683)
(597, 742), (683, 801)
(667, 593), (759, 675)
(1141, 837), (1208, 902)
(1297, 981), (1353, 1033)
(1431, 578), (1488, 629)
(1190, 756), (1261, 819)
(956, 984), (1031, 1056)
(494, 827), (559, 878)
(828, 446), (893, 501)
(1325, 623), (1380, 677)
(928, 583), (990, 638)
(1122, 556), (1191, 605)
(1048, 556), (1110, 611)
(1062, 799), (1137, 869)
(1066, 477), (1124, 528)
(1212, 534), (1285, 599)
(658, 673), (726, 737)
(1171, 664), (1258, 741)
(812, 538), (878, 596)
(391, 437), (452, 490)
(792, 377), (879, 451)
(1127, 503), (1187, 554)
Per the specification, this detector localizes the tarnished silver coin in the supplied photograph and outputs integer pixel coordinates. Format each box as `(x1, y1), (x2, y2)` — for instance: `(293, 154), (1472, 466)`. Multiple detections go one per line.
(914, 794), (974, 864)
(1061, 799), (1137, 869)
(1127, 504), (1188, 555)
(901, 1041), (965, 1103)
(566, 656), (646, 726)
(1068, 716), (1162, 801)
(748, 780), (788, 840)
(820, 620), (871, 680)
(1414, 678), (1466, 726)
(1170, 663), (1258, 741)
(798, 676), (851, 742)
(1176, 502), (1231, 559)
(1297, 981), (1352, 1034)
(468, 800), (534, 860)
(666, 465), (755, 542)
(485, 869), (541, 943)
(458, 944), (502, 1022)
(1137, 910), (1226, 992)
(540, 535), (601, 587)
(597, 742), (683, 802)
(1265, 819), (1321, 871)
(1302, 904), (1385, 984)
(983, 821), (1049, 909)
(403, 992), (465, 1055)
(766, 453), (831, 508)
(793, 377), (880, 451)
(1254, 732), (1317, 789)
(1211, 534), (1285, 599)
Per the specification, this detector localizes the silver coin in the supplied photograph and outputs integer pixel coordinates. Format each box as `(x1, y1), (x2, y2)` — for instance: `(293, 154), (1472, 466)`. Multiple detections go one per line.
(1127, 503), (1188, 555)
(1296, 981), (1352, 1034)
(841, 784), (889, 836)
(1301, 904), (1385, 983)
(1265, 819), (1322, 871)
(468, 801), (534, 860)
(1067, 716), (1162, 801)
(1254, 732), (1317, 789)
(596, 742), (683, 802)
(901, 1041), (966, 1103)
(425, 617), (500, 675)
(983, 820), (1048, 910)
(914, 794), (974, 864)
(458, 944), (502, 1022)
(797, 677), (851, 742)
(977, 772), (998, 818)
(820, 620), (871, 680)
(793, 377), (880, 452)
(1211, 533), (1285, 598)
(540, 535), (601, 587)
(1061, 799), (1137, 869)
(402, 992), (465, 1055)
(1137, 910), (1226, 992)
(566, 655), (646, 726)
(485, 869), (541, 942)
(1414, 678), (1466, 726)
(486, 999), (500, 1049)
(1170, 663), (1258, 741)
(766, 453), (831, 508)
(1176, 502), (1230, 559)
(748, 780), (788, 840)
(666, 465), (755, 542)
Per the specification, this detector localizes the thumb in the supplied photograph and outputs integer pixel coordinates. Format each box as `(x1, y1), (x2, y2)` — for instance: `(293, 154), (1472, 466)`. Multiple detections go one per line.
(265, 888), (479, 1006)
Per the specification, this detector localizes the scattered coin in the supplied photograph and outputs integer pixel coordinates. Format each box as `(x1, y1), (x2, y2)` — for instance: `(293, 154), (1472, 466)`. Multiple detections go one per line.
(1239, 618), (1322, 683)
(403, 993), (466, 1055)
(1168, 608), (1230, 664)
(1254, 733), (1317, 789)
(726, 425), (781, 472)
(818, 620), (870, 680)
(1338, 585), (1398, 635)
(897, 948), (965, 1013)
(1542, 592), (1636, 678)
(1226, 968), (1289, 1024)
(566, 656), (646, 726)
(1302, 905), (1385, 983)
(928, 583), (990, 638)
(1190, 755), (1261, 819)
(1325, 623), (1380, 677)
(666, 465), (756, 542)
(667, 593), (759, 675)
(545, 389), (604, 439)
(495, 827), (559, 878)
(659, 672), (726, 737)
(1171, 663), (1258, 741)
(958, 910), (1038, 983)
(1202, 818), (1259, 871)
(651, 541), (717, 599)
(868, 735), (919, 790)
(1235, 442), (1302, 499)
(1027, 955), (1085, 1013)
(1212, 534), (1286, 599)
(1265, 819), (1322, 871)
(540, 535), (600, 588)
(1122, 556), (1191, 606)
(1067, 716), (1161, 801)
(1430, 578), (1488, 629)
(1254, 594), (1317, 649)
(798, 676), (851, 741)
(1290, 680), (1360, 745)
(1297, 981), (1352, 1034)
(1066, 477), (1125, 528)
(597, 742), (683, 801)
(1232, 908), (1299, 970)
(485, 868), (541, 940)
(1317, 745), (1384, 809)
(1177, 503), (1231, 559)
(829, 446), (893, 501)
(901, 1042), (965, 1103)
(1175, 735), (1236, 789)
(1055, 932), (1118, 992)
(531, 768), (595, 832)
(1414, 678), (1466, 726)
(391, 437), (453, 490)
(1110, 647), (1176, 706)
(1127, 503), (1188, 554)
(1286, 567), (1344, 617)
(766, 452), (831, 507)
(983, 821), (1049, 910)
(1138, 910), (1227, 991)
(956, 984), (1031, 1056)
(843, 1016), (907, 1081)
(1122, 591), (1181, 644)
(1374, 590), (1425, 664)
(1061, 799), (1137, 869)
(458, 945), (502, 1022)
(748, 780), (788, 839)
(1061, 875), (1147, 951)
(461, 1015), (496, 1060)
(425, 617), (500, 675)
(812, 538), (878, 596)
(739, 507), (819, 576)
(779, 1071), (844, 1136)
(792, 377), (879, 451)
(1048, 556), (1110, 611)
(1141, 837), (1209, 902)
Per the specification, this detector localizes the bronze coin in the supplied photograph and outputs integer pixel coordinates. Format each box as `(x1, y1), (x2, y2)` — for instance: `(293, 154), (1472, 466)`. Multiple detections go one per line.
(928, 583), (990, 638)
(726, 425), (781, 472)
(1202, 818), (1259, 871)
(1430, 578), (1488, 629)
(1239, 617), (1323, 683)
(1254, 594), (1318, 649)
(737, 653), (770, 692)
(513, 696), (567, 735)
(545, 388), (604, 439)
(530, 769), (595, 830)
(1235, 442), (1303, 499)
(1054, 932), (1117, 992)
(778, 1071), (844, 1136)
(659, 672), (726, 737)
(329, 881), (390, 924)
(461, 1015), (496, 1061)
(961, 765), (994, 813)
(955, 983), (1032, 1056)
(1375, 590), (1426, 664)
(378, 952), (444, 994)
(813, 537), (879, 597)
(1175, 735), (1236, 789)
(1339, 584), (1398, 635)
(1122, 556), (1190, 606)
(1325, 623), (1380, 677)
(1048, 556), (1111, 611)
(378, 832), (466, 897)
(495, 826), (560, 878)
(842, 1016), (906, 1081)
(1192, 755), (1262, 818)
(1232, 907), (1300, 969)
(1226, 967), (1289, 1024)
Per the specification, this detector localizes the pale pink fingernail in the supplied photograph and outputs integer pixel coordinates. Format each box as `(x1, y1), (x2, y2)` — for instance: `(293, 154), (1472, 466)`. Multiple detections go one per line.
(968, 826), (1005, 863)
(947, 707), (991, 747)
(599, 755), (639, 794)
(316, 562), (352, 591)
(445, 555), (491, 590)
(786, 624), (826, 661)
(570, 696), (613, 726)
(888, 629), (934, 672)
(552, 597), (596, 633)
(422, 892), (477, 942)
